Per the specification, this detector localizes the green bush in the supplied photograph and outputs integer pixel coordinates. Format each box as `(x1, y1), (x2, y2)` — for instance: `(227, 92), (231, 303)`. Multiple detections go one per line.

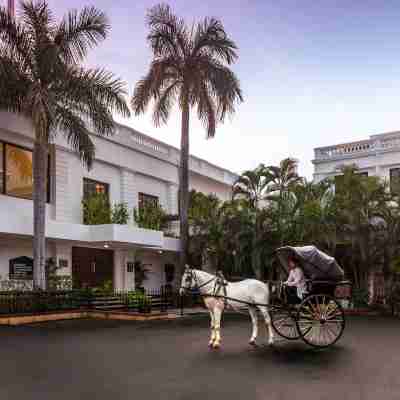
(133, 202), (168, 231)
(82, 192), (111, 225)
(111, 202), (129, 224)
(125, 290), (151, 312)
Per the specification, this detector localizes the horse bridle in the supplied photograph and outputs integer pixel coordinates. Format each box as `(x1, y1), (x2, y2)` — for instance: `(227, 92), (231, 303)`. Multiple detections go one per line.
(180, 269), (217, 295)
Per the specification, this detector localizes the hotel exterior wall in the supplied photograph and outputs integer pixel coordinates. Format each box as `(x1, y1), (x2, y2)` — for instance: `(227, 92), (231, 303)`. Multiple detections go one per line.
(0, 111), (237, 290)
(313, 131), (400, 183)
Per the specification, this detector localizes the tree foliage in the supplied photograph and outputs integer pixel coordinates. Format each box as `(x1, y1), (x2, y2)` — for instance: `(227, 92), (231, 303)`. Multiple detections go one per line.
(189, 161), (400, 289)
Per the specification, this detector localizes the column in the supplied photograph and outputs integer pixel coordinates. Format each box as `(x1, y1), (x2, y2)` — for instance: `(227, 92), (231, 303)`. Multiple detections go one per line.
(113, 250), (126, 291)
(166, 183), (180, 237)
(166, 183), (179, 215)
(120, 169), (137, 226)
(54, 148), (72, 222)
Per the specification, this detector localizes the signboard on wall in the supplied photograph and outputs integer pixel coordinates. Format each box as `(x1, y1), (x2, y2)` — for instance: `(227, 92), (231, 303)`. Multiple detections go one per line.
(9, 256), (33, 280)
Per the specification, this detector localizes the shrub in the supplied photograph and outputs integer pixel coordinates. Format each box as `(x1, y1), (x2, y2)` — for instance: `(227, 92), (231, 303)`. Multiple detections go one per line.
(125, 290), (151, 312)
(133, 202), (168, 231)
(82, 192), (111, 225)
(111, 202), (130, 224)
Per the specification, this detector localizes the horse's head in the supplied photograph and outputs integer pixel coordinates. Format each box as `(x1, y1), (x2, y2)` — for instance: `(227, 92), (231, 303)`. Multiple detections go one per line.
(179, 265), (196, 296)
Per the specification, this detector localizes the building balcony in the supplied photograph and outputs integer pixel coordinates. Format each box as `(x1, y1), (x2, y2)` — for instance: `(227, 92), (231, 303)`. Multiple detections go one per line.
(313, 131), (400, 163)
(0, 195), (180, 252)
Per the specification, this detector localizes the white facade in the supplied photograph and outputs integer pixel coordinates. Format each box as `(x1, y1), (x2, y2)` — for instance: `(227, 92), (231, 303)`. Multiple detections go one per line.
(313, 130), (400, 184)
(0, 111), (237, 291)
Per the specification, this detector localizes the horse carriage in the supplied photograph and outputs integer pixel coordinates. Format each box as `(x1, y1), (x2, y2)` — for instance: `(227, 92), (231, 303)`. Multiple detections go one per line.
(270, 245), (350, 348)
(180, 245), (351, 350)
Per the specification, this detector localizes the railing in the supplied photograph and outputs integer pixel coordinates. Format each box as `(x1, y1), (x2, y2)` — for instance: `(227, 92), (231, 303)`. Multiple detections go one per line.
(314, 140), (374, 160)
(129, 131), (170, 155)
(0, 288), (193, 316)
(315, 132), (400, 161)
(0, 290), (89, 315)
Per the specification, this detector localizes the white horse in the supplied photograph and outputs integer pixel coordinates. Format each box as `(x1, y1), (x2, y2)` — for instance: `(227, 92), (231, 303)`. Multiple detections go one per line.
(179, 266), (275, 349)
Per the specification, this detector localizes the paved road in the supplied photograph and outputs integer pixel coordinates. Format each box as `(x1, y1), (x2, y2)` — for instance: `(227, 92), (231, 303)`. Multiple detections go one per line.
(0, 314), (399, 400)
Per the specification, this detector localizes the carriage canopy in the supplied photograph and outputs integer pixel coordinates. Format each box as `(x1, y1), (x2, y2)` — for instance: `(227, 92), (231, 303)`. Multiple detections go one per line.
(275, 245), (344, 281)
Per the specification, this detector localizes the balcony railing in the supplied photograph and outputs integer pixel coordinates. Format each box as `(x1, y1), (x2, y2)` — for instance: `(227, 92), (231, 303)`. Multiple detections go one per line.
(314, 131), (400, 161)
(314, 140), (374, 160)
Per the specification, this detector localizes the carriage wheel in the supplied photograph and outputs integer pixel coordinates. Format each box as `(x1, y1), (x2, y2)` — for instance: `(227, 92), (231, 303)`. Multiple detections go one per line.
(296, 294), (345, 348)
(271, 307), (300, 340)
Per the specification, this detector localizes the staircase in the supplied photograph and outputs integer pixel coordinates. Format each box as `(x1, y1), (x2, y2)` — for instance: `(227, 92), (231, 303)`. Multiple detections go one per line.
(91, 295), (125, 311)
(90, 292), (174, 312)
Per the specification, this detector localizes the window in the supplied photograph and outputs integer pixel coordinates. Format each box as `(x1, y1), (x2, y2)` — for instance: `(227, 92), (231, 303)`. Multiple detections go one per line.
(390, 168), (400, 195)
(5, 144), (33, 199)
(0, 142), (50, 202)
(83, 178), (109, 200)
(138, 192), (158, 211)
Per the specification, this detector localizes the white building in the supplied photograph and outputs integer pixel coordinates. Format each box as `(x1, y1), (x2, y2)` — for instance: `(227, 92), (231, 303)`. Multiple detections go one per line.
(0, 111), (238, 291)
(313, 130), (400, 190)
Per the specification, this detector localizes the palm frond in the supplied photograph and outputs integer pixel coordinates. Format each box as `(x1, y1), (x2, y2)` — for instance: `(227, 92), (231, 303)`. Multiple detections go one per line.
(20, 0), (55, 40)
(0, 6), (33, 71)
(0, 54), (32, 112)
(146, 3), (188, 58)
(59, 66), (130, 123)
(195, 81), (216, 138)
(54, 106), (95, 169)
(55, 6), (108, 64)
(132, 58), (179, 115)
(152, 80), (180, 126)
(192, 17), (238, 64)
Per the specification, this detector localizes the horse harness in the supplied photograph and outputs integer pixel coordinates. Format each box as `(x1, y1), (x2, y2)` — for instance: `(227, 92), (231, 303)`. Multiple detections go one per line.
(182, 269), (228, 306)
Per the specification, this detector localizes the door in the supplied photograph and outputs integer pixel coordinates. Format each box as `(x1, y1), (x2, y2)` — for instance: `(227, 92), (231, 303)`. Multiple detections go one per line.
(72, 247), (114, 288)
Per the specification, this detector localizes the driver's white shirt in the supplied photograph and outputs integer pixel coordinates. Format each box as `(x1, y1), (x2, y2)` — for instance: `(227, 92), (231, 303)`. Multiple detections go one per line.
(284, 267), (307, 298)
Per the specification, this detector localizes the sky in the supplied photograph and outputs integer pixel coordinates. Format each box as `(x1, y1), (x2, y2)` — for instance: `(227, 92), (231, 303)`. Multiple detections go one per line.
(12, 0), (400, 179)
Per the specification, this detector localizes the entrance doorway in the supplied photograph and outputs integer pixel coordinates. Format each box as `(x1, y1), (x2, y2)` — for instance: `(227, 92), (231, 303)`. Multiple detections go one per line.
(72, 247), (114, 289)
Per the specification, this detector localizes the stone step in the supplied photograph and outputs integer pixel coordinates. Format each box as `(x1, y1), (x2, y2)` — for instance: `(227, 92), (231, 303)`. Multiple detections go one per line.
(93, 304), (125, 310)
(91, 299), (122, 305)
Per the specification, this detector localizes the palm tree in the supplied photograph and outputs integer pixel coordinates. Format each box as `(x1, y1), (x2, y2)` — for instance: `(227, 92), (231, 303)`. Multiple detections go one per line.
(232, 163), (271, 209)
(0, 1), (130, 289)
(131, 3), (243, 271)
(267, 158), (303, 245)
(232, 164), (272, 278)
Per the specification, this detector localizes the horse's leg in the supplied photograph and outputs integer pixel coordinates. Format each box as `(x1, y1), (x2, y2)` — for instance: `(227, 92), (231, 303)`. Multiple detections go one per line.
(248, 306), (258, 346)
(258, 306), (275, 345)
(212, 304), (223, 349)
(208, 309), (216, 347)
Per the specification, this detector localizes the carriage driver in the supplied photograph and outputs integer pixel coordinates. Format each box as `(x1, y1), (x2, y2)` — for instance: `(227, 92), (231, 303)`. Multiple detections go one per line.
(283, 255), (308, 301)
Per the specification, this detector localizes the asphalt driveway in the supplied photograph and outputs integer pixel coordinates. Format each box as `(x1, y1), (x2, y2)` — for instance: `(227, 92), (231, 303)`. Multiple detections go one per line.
(0, 314), (399, 400)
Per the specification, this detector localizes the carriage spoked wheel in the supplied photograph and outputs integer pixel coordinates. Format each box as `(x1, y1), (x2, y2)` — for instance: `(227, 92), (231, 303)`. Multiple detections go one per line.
(271, 307), (301, 340)
(295, 294), (345, 348)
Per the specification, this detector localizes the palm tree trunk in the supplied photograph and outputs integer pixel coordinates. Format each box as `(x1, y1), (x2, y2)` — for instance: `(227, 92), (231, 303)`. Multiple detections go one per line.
(33, 137), (48, 290)
(179, 98), (190, 271)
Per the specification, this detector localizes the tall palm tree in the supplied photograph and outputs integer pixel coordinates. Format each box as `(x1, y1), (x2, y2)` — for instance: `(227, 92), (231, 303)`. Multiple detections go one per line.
(131, 3), (243, 271)
(0, 1), (130, 289)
